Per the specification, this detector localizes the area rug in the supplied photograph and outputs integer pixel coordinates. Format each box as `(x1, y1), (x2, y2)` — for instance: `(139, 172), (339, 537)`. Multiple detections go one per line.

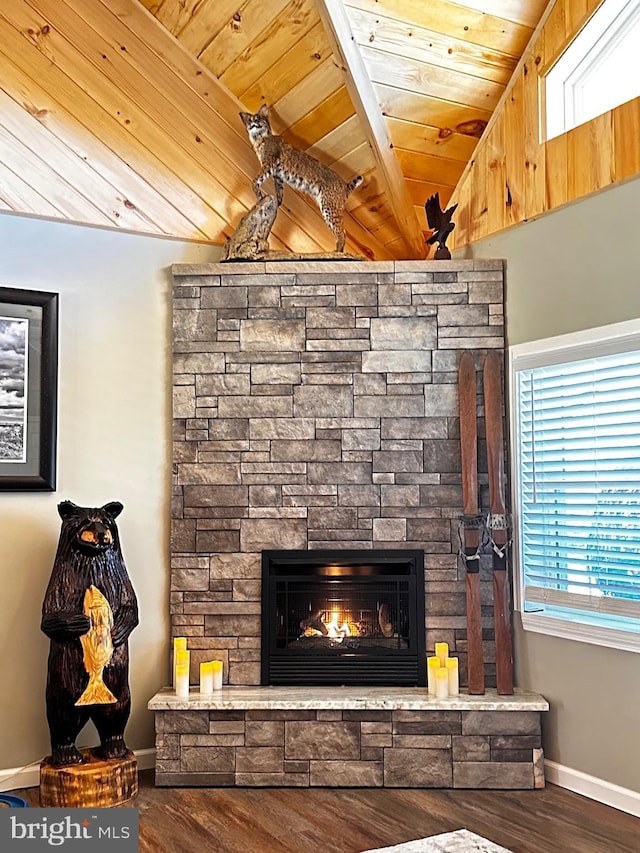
(361, 828), (513, 853)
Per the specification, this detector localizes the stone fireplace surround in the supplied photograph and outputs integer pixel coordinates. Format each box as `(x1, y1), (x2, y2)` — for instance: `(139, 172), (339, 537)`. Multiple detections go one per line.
(148, 259), (548, 788)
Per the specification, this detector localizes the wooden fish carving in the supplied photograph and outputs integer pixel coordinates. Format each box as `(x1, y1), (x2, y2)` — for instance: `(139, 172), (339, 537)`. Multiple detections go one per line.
(75, 585), (118, 706)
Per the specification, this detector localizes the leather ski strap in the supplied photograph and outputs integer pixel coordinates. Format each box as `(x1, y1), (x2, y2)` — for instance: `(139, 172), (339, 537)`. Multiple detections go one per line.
(458, 352), (484, 695)
(483, 351), (514, 695)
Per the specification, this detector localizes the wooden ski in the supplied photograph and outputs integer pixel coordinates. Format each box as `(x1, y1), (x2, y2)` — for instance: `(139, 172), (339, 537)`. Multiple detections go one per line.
(483, 351), (514, 695)
(458, 352), (484, 695)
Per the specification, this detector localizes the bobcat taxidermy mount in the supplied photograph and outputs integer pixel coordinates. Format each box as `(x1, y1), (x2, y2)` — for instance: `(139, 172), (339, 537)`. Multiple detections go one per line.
(240, 104), (363, 252)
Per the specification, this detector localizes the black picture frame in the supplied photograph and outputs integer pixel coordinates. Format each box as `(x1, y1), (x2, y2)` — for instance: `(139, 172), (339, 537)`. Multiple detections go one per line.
(0, 287), (58, 490)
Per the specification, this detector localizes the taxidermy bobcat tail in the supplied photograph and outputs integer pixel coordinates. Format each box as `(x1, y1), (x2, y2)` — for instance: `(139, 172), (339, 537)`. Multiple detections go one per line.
(75, 585), (118, 706)
(346, 175), (363, 195)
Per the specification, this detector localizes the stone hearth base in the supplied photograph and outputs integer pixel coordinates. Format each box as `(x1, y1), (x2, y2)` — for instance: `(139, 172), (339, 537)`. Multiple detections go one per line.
(148, 687), (547, 788)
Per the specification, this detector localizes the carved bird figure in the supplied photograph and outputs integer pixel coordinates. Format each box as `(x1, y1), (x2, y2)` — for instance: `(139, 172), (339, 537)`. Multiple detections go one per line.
(425, 193), (458, 259)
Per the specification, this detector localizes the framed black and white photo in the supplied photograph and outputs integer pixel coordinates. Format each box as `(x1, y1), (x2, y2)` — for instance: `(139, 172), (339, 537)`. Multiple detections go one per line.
(0, 287), (58, 490)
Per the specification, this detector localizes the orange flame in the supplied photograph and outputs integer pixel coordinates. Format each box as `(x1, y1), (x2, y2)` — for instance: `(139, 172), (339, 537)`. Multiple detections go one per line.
(324, 611), (352, 642)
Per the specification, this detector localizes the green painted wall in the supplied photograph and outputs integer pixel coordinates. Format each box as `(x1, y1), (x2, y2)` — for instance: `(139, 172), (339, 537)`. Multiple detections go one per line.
(457, 177), (640, 793)
(0, 213), (219, 775)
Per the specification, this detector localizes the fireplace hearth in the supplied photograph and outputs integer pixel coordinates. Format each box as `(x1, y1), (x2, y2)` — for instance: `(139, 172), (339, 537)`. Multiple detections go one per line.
(261, 549), (426, 686)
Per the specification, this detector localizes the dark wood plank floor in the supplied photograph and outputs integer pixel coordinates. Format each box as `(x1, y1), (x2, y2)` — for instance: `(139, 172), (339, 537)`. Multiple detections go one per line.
(13, 770), (640, 852)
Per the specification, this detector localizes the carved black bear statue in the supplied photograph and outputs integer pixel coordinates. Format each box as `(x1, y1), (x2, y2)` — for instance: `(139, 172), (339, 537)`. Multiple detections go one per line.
(41, 500), (139, 767)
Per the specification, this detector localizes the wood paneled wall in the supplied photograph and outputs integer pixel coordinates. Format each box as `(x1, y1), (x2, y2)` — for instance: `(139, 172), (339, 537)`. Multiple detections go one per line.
(448, 0), (640, 250)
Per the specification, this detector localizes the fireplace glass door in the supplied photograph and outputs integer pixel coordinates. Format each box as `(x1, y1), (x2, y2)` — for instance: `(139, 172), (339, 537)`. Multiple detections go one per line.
(261, 549), (426, 686)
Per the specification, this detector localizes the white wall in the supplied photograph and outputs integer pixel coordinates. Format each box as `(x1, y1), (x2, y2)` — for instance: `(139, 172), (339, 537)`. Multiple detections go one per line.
(0, 213), (219, 774)
(457, 176), (640, 794)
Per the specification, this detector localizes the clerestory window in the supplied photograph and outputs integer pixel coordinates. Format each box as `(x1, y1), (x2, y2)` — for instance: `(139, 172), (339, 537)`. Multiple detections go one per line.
(545, 0), (640, 140)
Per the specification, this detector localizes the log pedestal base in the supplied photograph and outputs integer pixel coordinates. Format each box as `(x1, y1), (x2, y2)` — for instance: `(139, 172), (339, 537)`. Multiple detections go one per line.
(39, 749), (138, 807)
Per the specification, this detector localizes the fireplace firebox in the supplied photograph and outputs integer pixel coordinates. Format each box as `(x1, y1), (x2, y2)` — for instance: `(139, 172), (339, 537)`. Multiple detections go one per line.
(261, 549), (426, 686)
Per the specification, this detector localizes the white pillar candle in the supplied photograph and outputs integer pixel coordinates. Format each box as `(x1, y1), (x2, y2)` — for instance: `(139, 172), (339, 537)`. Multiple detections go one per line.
(200, 662), (214, 695)
(446, 657), (459, 696)
(211, 660), (223, 690)
(435, 642), (448, 667)
(427, 656), (440, 694)
(175, 661), (189, 698)
(175, 648), (190, 697)
(173, 637), (187, 686)
(435, 667), (449, 699)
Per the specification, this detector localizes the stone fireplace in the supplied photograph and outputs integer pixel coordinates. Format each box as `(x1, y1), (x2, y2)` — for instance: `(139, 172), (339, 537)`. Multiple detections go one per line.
(150, 259), (548, 789)
(169, 258), (505, 688)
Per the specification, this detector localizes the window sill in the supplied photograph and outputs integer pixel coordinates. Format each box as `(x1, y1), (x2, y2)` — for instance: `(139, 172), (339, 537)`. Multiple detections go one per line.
(520, 610), (640, 654)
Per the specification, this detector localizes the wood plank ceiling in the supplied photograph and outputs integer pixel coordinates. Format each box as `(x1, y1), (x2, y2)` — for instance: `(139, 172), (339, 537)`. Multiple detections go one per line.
(0, 0), (548, 259)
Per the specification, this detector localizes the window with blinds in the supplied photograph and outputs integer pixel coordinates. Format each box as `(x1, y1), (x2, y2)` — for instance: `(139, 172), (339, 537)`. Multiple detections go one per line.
(510, 320), (640, 651)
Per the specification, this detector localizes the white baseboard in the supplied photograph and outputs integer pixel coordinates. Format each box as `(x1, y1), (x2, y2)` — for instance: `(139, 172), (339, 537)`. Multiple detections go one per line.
(0, 748), (156, 793)
(545, 759), (640, 818)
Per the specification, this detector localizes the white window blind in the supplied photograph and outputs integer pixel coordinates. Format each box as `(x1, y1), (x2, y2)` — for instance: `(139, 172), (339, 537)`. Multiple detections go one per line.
(514, 344), (640, 637)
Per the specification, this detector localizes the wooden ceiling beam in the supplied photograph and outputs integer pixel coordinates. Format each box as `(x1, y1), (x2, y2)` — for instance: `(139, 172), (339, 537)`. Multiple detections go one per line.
(315, 0), (427, 259)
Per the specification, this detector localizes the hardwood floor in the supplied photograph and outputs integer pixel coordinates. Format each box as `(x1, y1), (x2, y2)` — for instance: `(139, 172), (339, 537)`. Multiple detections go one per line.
(13, 769), (639, 852)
